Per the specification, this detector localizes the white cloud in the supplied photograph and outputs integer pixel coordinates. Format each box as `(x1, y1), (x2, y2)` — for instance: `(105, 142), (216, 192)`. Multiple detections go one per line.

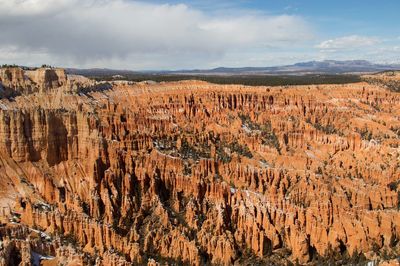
(316, 35), (380, 51)
(0, 0), (313, 69)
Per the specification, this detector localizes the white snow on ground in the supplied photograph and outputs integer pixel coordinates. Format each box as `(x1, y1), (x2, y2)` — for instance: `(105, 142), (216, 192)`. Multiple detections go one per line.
(29, 228), (51, 241)
(305, 150), (316, 159)
(0, 103), (8, 110)
(37, 201), (51, 209)
(259, 160), (270, 168)
(366, 261), (379, 266)
(241, 125), (252, 134)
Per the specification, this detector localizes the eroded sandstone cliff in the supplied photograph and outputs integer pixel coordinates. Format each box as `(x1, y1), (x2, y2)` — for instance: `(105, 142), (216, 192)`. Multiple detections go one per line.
(0, 68), (399, 265)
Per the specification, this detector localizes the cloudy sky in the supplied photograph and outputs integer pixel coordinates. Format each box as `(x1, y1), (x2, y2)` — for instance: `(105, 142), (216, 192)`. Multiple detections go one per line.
(0, 0), (399, 70)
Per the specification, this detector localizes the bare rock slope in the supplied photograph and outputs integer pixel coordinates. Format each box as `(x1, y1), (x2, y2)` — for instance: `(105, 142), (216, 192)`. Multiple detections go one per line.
(0, 67), (399, 265)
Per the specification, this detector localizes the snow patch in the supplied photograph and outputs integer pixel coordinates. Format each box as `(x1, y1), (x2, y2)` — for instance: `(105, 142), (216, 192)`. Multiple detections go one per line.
(259, 160), (270, 168)
(29, 228), (51, 241)
(305, 150), (316, 159)
(0, 103), (8, 110)
(241, 125), (252, 134)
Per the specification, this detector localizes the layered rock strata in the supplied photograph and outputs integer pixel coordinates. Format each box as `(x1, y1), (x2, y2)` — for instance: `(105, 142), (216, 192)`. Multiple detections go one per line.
(0, 69), (399, 265)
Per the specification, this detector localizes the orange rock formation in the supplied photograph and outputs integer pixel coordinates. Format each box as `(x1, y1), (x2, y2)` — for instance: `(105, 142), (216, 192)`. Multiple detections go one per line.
(0, 67), (399, 265)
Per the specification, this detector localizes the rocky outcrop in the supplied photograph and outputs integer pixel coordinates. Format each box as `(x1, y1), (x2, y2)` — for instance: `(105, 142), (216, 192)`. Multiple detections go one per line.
(0, 67), (98, 97)
(0, 71), (399, 265)
(25, 68), (67, 93)
(0, 67), (34, 95)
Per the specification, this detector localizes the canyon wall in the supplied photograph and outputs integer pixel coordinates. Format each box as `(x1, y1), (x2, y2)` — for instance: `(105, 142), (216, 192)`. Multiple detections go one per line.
(0, 69), (399, 265)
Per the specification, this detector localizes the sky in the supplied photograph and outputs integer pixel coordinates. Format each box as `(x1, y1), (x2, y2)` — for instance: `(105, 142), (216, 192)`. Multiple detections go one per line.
(0, 0), (399, 70)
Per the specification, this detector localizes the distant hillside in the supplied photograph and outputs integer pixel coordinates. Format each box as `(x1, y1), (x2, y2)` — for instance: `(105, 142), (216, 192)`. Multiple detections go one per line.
(66, 60), (400, 77)
(166, 60), (400, 75)
(65, 68), (141, 77)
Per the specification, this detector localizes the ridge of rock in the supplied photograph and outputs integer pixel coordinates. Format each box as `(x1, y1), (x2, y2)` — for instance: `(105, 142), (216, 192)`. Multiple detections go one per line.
(0, 67), (399, 265)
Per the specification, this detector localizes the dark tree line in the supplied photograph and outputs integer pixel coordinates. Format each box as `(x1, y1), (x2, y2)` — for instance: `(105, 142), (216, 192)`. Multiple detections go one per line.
(86, 73), (361, 87)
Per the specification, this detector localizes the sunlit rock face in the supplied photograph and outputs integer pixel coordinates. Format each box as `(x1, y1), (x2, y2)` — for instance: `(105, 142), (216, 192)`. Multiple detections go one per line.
(0, 67), (68, 95)
(0, 68), (399, 265)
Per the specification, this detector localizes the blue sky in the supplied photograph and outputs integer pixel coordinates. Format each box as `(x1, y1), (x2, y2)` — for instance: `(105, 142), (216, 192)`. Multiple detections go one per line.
(0, 0), (399, 69)
(152, 0), (399, 35)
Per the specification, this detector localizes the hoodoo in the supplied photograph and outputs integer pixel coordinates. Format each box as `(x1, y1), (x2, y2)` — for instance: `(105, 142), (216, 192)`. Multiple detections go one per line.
(0, 67), (399, 265)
